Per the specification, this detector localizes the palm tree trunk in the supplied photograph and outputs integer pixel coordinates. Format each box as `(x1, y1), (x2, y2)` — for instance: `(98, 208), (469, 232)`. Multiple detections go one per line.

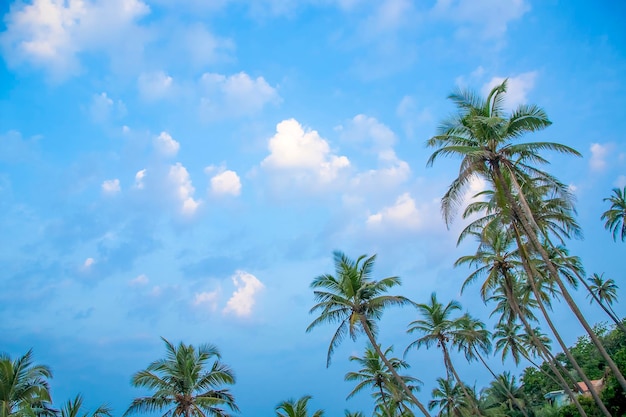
(501, 271), (588, 416)
(378, 384), (393, 417)
(512, 225), (612, 417)
(358, 315), (432, 417)
(440, 341), (482, 416)
(473, 350), (529, 417)
(494, 164), (626, 392)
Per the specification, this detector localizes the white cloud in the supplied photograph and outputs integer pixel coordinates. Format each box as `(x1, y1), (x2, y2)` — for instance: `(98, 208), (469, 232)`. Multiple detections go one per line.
(199, 71), (279, 117)
(615, 175), (626, 188)
(129, 274), (149, 286)
(432, 0), (530, 39)
(134, 169), (146, 189)
(138, 71), (174, 100)
(366, 192), (422, 230)
(482, 71), (537, 111)
(193, 290), (220, 312)
(153, 131), (180, 157)
(101, 178), (121, 194)
(262, 119), (350, 184)
(168, 163), (200, 216)
(83, 257), (95, 268)
(89, 92), (125, 123)
(590, 143), (610, 172)
(208, 168), (242, 197)
(0, 0), (150, 80)
(223, 270), (264, 318)
(340, 114), (396, 150)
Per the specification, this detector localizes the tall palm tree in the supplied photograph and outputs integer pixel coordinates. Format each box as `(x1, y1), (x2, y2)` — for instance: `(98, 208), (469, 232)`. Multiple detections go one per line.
(124, 338), (238, 417)
(307, 251), (431, 417)
(405, 294), (479, 415)
(427, 80), (626, 392)
(0, 350), (52, 417)
(275, 396), (323, 417)
(482, 372), (526, 414)
(428, 378), (466, 417)
(587, 273), (621, 323)
(601, 186), (626, 242)
(345, 345), (419, 417)
(58, 395), (111, 417)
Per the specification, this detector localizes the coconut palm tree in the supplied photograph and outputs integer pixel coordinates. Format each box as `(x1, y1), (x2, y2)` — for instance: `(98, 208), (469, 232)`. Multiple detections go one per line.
(602, 186), (626, 242)
(428, 378), (466, 417)
(482, 372), (526, 414)
(124, 338), (238, 417)
(405, 294), (480, 415)
(345, 345), (419, 417)
(58, 395), (111, 417)
(0, 350), (52, 417)
(275, 396), (323, 417)
(307, 251), (431, 417)
(588, 273), (621, 321)
(427, 80), (626, 393)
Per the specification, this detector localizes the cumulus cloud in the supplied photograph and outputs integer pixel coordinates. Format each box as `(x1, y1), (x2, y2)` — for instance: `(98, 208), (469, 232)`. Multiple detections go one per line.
(261, 119), (350, 187)
(129, 274), (149, 286)
(138, 71), (174, 100)
(207, 167), (242, 197)
(89, 92), (125, 123)
(168, 163), (200, 216)
(193, 290), (220, 312)
(590, 143), (610, 172)
(223, 271), (264, 318)
(134, 169), (146, 189)
(366, 192), (423, 230)
(432, 0), (530, 39)
(482, 71), (538, 111)
(199, 72), (279, 118)
(153, 132), (180, 157)
(101, 179), (121, 194)
(0, 0), (150, 80)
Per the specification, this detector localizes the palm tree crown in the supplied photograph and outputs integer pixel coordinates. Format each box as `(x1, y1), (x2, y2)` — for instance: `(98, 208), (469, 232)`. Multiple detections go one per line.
(601, 186), (626, 242)
(275, 396), (324, 417)
(124, 338), (238, 417)
(0, 350), (52, 417)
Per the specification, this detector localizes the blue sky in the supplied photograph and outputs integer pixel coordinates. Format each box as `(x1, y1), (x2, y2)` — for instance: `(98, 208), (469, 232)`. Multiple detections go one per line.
(1, 0), (625, 415)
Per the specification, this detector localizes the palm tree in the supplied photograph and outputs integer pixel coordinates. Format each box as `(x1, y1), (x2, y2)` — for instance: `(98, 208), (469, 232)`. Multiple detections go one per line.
(601, 186), (626, 242)
(0, 350), (52, 417)
(427, 80), (626, 393)
(307, 251), (431, 417)
(345, 345), (419, 417)
(275, 396), (323, 417)
(482, 372), (526, 414)
(428, 378), (466, 417)
(124, 338), (238, 417)
(58, 395), (111, 417)
(588, 273), (621, 322)
(405, 294), (480, 415)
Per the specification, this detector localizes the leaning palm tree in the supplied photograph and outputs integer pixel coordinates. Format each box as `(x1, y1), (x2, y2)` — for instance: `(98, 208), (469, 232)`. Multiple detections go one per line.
(345, 345), (420, 417)
(588, 273), (621, 321)
(0, 350), (52, 417)
(124, 338), (238, 417)
(602, 186), (626, 242)
(307, 251), (431, 417)
(58, 395), (111, 417)
(427, 80), (626, 393)
(428, 378), (466, 417)
(275, 396), (323, 417)
(405, 294), (480, 415)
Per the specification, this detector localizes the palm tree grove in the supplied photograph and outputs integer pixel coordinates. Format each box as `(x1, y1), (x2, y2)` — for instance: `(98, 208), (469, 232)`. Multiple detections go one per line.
(3, 81), (625, 417)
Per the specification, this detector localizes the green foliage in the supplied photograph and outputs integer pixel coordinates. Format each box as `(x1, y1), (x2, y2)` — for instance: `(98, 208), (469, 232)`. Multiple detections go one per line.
(275, 396), (324, 417)
(556, 396), (602, 417)
(601, 347), (626, 416)
(0, 350), (52, 417)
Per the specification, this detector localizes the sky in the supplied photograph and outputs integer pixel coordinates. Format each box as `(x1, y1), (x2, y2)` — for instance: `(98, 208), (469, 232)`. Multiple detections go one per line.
(1, 0), (625, 416)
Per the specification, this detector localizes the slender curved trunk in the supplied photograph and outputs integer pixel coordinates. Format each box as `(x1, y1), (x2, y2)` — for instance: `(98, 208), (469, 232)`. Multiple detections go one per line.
(501, 271), (588, 416)
(358, 315), (432, 417)
(545, 241), (626, 334)
(473, 349), (529, 417)
(378, 383), (393, 417)
(512, 225), (611, 417)
(498, 165), (626, 392)
(440, 341), (482, 416)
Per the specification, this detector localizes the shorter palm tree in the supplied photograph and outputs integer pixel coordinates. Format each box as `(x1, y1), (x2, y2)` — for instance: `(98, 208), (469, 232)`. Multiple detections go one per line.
(602, 186), (626, 242)
(58, 395), (111, 417)
(124, 338), (238, 417)
(0, 350), (52, 417)
(275, 396), (323, 417)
